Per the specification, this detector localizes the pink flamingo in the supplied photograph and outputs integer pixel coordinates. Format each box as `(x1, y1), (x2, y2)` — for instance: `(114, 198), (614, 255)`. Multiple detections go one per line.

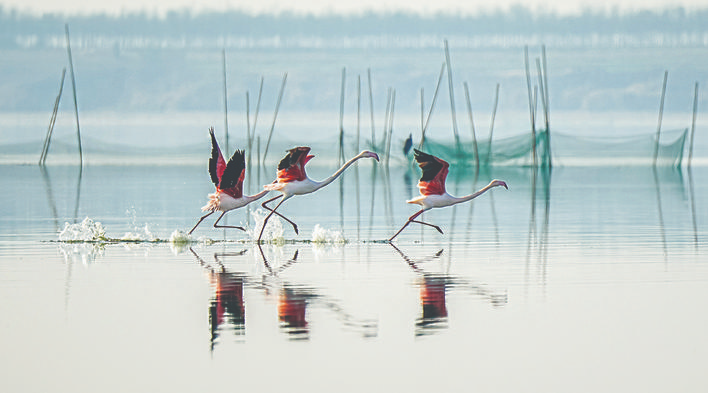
(258, 147), (379, 242)
(388, 149), (508, 241)
(189, 127), (269, 235)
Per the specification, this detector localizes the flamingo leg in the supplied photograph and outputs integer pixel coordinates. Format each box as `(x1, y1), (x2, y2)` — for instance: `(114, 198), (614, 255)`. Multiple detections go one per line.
(388, 209), (442, 241)
(261, 195), (299, 235)
(189, 211), (215, 235)
(258, 195), (295, 243)
(213, 211), (246, 232)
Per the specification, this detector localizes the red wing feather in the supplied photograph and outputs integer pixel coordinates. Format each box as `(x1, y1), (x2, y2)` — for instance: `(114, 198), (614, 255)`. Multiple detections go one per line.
(220, 150), (246, 198)
(208, 128), (227, 188)
(276, 147), (311, 182)
(413, 149), (449, 196)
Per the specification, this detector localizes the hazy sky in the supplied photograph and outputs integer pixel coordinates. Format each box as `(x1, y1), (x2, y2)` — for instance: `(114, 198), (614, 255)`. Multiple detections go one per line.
(2, 0), (707, 16)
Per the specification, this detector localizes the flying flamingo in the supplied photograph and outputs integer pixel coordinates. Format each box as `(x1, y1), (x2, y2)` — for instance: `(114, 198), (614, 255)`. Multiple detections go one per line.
(189, 127), (269, 235)
(388, 149), (508, 241)
(257, 147), (379, 242)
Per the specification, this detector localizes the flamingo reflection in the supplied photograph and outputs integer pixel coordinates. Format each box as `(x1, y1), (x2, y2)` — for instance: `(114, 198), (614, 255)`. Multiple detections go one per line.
(257, 244), (378, 340)
(389, 243), (507, 337)
(190, 248), (248, 351)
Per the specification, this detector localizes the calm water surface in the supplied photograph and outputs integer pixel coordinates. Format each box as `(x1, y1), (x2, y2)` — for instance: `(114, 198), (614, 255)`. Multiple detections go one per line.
(1, 162), (707, 392)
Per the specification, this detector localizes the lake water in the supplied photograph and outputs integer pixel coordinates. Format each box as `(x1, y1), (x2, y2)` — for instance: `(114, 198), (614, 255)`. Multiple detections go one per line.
(1, 160), (707, 392)
(2, 38), (708, 391)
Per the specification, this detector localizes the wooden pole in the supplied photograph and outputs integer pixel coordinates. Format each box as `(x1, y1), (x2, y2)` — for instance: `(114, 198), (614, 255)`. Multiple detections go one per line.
(653, 70), (668, 166)
(535, 58), (549, 166)
(385, 89), (395, 166)
(356, 75), (361, 153)
(444, 40), (460, 151)
(65, 24), (82, 166)
(688, 81), (699, 167)
(541, 45), (552, 167)
(222, 49), (229, 156)
(418, 62), (445, 149)
(251, 77), (264, 145)
(463, 82), (479, 167)
(339, 67), (346, 165)
(40, 68), (66, 165)
(524, 46), (537, 167)
(262, 72), (287, 165)
(487, 83), (500, 166)
(367, 68), (376, 149)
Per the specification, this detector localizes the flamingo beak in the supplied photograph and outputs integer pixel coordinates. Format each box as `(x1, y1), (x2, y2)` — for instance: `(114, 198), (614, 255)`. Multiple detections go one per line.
(501, 181), (509, 190)
(369, 152), (380, 162)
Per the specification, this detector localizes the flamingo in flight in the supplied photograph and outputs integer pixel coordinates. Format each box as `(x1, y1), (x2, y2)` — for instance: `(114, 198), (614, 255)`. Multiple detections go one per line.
(189, 127), (269, 235)
(388, 149), (508, 241)
(258, 147), (379, 242)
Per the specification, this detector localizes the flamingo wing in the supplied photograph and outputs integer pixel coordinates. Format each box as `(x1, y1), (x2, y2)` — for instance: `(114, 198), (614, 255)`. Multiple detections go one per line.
(276, 146), (311, 182)
(208, 127), (227, 188)
(220, 149), (246, 198)
(413, 149), (449, 195)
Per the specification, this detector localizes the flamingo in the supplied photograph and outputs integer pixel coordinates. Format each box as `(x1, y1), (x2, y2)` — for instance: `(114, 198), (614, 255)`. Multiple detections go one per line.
(257, 147), (379, 242)
(189, 127), (269, 235)
(388, 149), (508, 241)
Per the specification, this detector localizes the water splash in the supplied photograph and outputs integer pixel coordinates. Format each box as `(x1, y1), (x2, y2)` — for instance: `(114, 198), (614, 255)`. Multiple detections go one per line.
(120, 224), (157, 242)
(58, 217), (108, 242)
(248, 209), (284, 244)
(311, 224), (346, 244)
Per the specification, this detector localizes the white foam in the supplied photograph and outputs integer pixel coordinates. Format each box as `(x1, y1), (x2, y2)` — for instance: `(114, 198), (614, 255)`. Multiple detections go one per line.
(58, 217), (108, 242)
(311, 224), (346, 244)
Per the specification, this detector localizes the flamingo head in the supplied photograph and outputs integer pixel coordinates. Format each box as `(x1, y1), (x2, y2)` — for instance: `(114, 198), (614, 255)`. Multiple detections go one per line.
(490, 179), (509, 190)
(359, 150), (380, 162)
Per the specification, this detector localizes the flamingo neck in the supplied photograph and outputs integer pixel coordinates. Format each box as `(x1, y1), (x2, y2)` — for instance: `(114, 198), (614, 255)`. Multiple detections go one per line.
(451, 181), (501, 205)
(311, 154), (367, 191)
(246, 189), (270, 202)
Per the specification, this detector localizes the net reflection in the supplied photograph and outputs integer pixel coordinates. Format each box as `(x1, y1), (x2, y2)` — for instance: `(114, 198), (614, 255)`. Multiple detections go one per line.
(390, 243), (507, 337)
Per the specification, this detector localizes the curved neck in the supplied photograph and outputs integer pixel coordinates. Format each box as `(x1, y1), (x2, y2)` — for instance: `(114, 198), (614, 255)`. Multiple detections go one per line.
(451, 181), (500, 205)
(312, 154), (366, 191)
(246, 189), (270, 202)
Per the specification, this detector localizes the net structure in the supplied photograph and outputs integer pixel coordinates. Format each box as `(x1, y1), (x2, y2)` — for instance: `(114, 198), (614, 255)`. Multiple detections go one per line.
(411, 128), (687, 167)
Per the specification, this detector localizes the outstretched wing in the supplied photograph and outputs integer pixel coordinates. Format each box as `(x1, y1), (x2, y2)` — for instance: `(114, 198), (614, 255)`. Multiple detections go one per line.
(276, 146), (311, 182)
(413, 149), (449, 195)
(208, 127), (227, 188)
(220, 149), (246, 198)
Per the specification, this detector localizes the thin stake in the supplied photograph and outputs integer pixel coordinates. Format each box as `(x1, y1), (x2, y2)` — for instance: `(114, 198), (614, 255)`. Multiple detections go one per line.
(524, 46), (537, 167)
(463, 82), (479, 167)
(541, 45), (552, 167)
(262, 72), (287, 164)
(487, 83), (500, 165)
(385, 89), (396, 166)
(251, 77), (264, 145)
(65, 24), (82, 166)
(653, 70), (668, 166)
(367, 68), (376, 149)
(419, 62), (445, 149)
(536, 57), (549, 166)
(356, 75), (361, 153)
(339, 67), (346, 165)
(222, 49), (229, 156)
(688, 81), (699, 167)
(40, 68), (66, 165)
(444, 39), (460, 150)
(383, 87), (392, 150)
